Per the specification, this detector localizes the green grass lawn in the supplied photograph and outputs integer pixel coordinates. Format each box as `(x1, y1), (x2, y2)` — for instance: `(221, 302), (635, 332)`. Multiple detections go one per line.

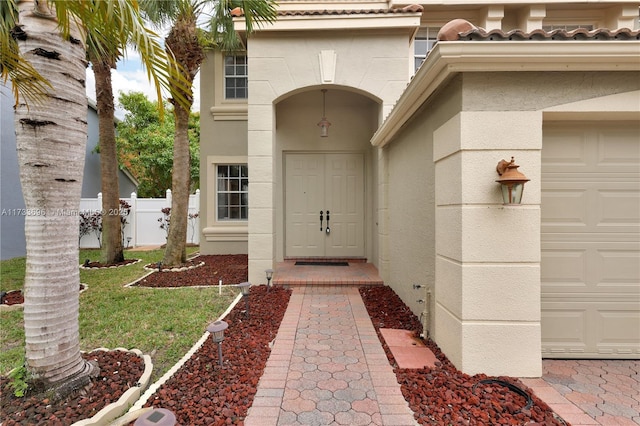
(0, 247), (239, 382)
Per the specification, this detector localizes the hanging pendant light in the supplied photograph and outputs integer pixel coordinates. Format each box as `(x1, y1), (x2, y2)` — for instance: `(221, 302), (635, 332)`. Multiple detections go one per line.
(317, 89), (331, 137)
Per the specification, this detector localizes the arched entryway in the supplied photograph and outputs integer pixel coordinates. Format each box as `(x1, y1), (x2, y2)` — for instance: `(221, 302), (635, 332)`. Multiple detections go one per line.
(273, 87), (381, 262)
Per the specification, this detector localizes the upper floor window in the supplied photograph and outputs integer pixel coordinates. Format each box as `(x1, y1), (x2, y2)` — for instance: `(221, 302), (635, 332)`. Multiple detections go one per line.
(224, 55), (247, 99)
(217, 164), (248, 220)
(414, 27), (439, 72)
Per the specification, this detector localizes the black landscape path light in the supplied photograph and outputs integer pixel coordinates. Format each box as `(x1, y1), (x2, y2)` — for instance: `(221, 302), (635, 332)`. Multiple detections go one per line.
(237, 281), (251, 317)
(265, 269), (274, 292)
(207, 320), (229, 366)
(134, 408), (176, 426)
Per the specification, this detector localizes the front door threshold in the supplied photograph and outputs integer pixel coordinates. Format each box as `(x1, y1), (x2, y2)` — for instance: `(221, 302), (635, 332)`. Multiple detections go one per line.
(273, 260), (383, 287)
(284, 257), (367, 264)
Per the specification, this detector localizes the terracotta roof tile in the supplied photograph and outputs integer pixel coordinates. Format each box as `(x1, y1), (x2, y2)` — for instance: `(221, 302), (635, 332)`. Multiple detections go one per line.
(438, 19), (640, 41)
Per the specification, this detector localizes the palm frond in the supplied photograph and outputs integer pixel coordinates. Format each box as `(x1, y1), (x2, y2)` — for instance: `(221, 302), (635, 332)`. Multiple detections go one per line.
(0, 0), (52, 106)
(209, 0), (277, 52)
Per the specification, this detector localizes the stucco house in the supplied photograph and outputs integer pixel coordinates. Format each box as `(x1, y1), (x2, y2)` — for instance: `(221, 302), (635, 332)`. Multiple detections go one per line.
(1, 88), (138, 260)
(198, 0), (640, 377)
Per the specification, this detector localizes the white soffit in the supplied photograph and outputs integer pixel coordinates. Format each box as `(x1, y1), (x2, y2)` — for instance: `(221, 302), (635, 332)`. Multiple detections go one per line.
(544, 90), (640, 121)
(370, 40), (640, 148)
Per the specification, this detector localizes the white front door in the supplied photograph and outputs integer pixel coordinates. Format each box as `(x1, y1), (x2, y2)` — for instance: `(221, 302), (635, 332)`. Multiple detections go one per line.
(285, 153), (365, 257)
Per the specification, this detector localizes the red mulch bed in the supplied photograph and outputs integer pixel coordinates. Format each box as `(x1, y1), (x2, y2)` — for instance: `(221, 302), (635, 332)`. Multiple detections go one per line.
(138, 285), (291, 425)
(1, 254), (567, 425)
(0, 350), (144, 426)
(2, 285), (86, 306)
(360, 286), (568, 426)
(1, 290), (24, 305)
(135, 255), (248, 287)
(82, 259), (139, 268)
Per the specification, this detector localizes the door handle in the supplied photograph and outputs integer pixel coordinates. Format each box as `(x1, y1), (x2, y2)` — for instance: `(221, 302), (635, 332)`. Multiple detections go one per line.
(320, 210), (324, 231)
(325, 210), (330, 234)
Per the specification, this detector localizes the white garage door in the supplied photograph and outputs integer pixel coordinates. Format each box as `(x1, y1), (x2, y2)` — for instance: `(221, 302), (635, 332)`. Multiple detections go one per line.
(541, 121), (640, 359)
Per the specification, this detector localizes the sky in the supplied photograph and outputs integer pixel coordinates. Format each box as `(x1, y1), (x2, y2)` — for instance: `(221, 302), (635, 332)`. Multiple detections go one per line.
(85, 51), (202, 119)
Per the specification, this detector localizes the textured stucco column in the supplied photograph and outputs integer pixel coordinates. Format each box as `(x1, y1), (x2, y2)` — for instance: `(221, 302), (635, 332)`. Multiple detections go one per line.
(376, 148), (390, 283)
(433, 111), (542, 377)
(247, 51), (277, 285)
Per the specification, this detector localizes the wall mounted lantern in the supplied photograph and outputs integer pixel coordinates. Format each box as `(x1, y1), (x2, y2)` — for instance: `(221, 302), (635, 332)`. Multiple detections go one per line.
(495, 157), (530, 205)
(207, 320), (229, 366)
(317, 89), (331, 137)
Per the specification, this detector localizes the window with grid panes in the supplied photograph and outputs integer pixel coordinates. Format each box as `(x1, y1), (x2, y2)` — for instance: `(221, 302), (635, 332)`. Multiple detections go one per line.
(224, 55), (247, 99)
(217, 165), (248, 220)
(414, 27), (439, 72)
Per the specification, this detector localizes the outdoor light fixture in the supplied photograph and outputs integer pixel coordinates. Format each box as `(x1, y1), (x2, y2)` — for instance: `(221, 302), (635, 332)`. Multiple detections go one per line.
(265, 269), (274, 292)
(317, 89), (331, 137)
(207, 320), (229, 366)
(134, 408), (176, 426)
(496, 157), (530, 205)
(237, 282), (251, 317)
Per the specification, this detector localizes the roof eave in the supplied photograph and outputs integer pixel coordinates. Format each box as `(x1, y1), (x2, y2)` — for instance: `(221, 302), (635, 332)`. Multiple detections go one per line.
(234, 12), (421, 33)
(370, 40), (640, 148)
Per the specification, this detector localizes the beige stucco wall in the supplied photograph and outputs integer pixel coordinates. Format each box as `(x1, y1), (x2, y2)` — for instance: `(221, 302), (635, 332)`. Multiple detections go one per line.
(199, 51), (250, 255)
(383, 69), (639, 377)
(383, 76), (463, 336)
(246, 29), (417, 284)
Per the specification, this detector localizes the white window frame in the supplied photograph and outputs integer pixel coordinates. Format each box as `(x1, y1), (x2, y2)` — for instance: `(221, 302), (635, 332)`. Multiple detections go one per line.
(216, 164), (248, 221)
(414, 27), (440, 72)
(224, 55), (248, 100)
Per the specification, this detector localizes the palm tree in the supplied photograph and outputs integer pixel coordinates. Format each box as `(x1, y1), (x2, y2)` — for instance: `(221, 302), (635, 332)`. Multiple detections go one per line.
(4, 0), (186, 397)
(141, 0), (277, 267)
(89, 48), (125, 265)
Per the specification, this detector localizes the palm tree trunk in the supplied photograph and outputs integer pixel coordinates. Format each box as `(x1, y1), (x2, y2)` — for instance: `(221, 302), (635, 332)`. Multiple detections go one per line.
(162, 13), (201, 267)
(163, 104), (191, 266)
(92, 59), (125, 264)
(14, 0), (98, 396)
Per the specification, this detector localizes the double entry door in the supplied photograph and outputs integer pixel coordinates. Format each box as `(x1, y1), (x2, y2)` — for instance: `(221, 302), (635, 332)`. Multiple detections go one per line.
(285, 153), (364, 258)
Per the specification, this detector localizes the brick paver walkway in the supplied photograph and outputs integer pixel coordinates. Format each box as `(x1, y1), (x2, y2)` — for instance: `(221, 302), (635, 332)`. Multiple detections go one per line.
(521, 360), (640, 426)
(245, 286), (417, 426)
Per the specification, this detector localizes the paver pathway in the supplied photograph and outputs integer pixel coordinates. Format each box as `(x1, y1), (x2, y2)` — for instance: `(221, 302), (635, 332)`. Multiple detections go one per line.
(245, 286), (417, 426)
(522, 359), (640, 426)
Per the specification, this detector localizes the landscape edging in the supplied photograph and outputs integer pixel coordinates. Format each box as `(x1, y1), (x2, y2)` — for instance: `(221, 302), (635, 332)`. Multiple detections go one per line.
(126, 292), (243, 415)
(70, 347), (153, 426)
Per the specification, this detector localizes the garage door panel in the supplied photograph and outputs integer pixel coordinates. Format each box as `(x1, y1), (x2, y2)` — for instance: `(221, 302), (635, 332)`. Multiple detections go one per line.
(541, 249), (586, 287)
(543, 130), (588, 167)
(542, 301), (640, 358)
(597, 189), (640, 226)
(541, 306), (590, 355)
(543, 244), (640, 293)
(542, 121), (640, 359)
(596, 249), (640, 287)
(596, 128), (640, 167)
(599, 309), (640, 350)
(541, 189), (588, 227)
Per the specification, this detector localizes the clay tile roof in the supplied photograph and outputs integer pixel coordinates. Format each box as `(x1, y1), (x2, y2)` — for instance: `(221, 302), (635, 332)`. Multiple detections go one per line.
(438, 19), (640, 41)
(277, 4), (423, 17)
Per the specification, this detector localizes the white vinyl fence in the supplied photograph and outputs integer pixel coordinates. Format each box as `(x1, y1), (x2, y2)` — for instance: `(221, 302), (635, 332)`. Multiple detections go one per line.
(79, 189), (200, 248)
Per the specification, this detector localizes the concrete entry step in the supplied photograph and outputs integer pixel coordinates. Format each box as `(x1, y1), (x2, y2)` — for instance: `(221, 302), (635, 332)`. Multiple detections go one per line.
(273, 261), (383, 287)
